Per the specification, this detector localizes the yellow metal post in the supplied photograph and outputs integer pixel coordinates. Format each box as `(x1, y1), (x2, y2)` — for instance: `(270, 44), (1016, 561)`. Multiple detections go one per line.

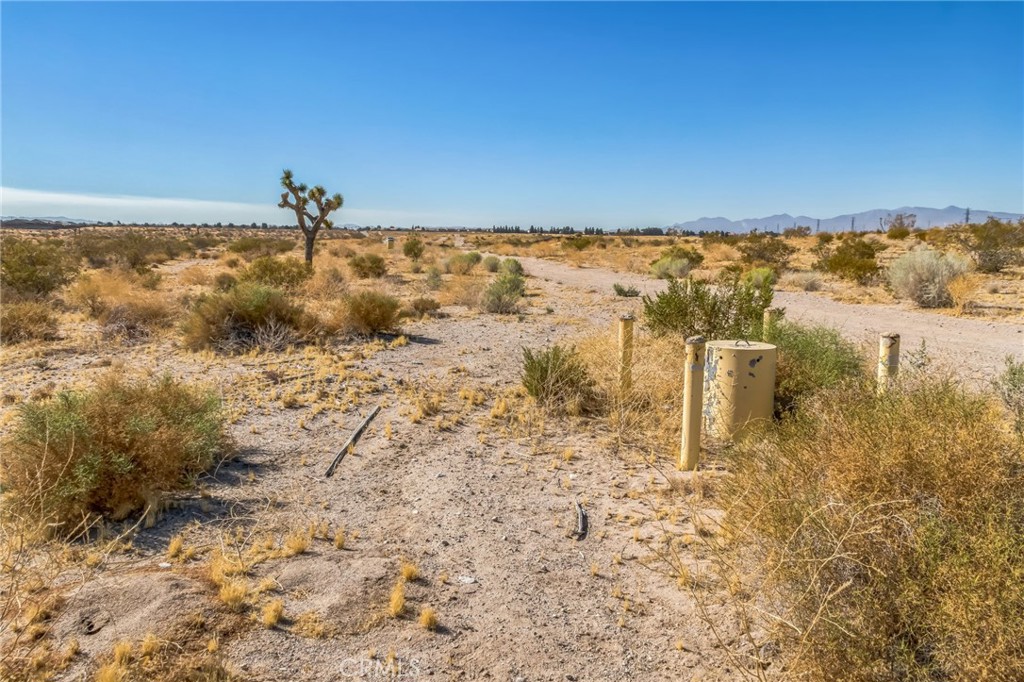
(618, 315), (634, 395)
(680, 335), (706, 470)
(876, 332), (900, 393)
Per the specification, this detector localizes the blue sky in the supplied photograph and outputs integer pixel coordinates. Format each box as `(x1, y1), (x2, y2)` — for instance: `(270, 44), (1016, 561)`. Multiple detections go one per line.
(2, 1), (1022, 227)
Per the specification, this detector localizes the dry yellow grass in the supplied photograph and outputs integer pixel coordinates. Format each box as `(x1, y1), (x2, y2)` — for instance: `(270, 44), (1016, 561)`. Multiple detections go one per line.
(282, 531), (310, 556)
(399, 561), (420, 582)
(218, 579), (249, 611)
(387, 580), (406, 617)
(418, 606), (438, 631)
(261, 598), (284, 628)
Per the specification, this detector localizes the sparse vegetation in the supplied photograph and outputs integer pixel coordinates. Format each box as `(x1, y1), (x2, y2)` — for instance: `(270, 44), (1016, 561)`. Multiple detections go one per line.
(0, 300), (58, 343)
(238, 256), (312, 288)
(613, 283), (640, 297)
(480, 272), (525, 313)
(718, 377), (1024, 680)
(994, 356), (1024, 435)
(765, 321), (865, 414)
(0, 238), (78, 296)
(226, 236), (296, 258)
(402, 236), (425, 261)
(736, 232), (796, 269)
(335, 291), (402, 335)
(814, 235), (884, 283)
(957, 217), (1024, 273)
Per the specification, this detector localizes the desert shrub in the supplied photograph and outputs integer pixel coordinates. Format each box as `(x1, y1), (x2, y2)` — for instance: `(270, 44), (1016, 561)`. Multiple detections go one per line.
(886, 224), (911, 240)
(0, 373), (227, 536)
(562, 235), (600, 251)
(402, 236), (425, 261)
(649, 257), (693, 280)
(239, 256), (311, 289)
(499, 258), (525, 276)
(1, 238), (78, 296)
(780, 271), (822, 292)
(303, 265), (346, 299)
(718, 377), (1024, 680)
(947, 273), (980, 316)
(521, 345), (597, 414)
(994, 356), (1024, 435)
(480, 273), (526, 314)
(957, 217), (1024, 273)
(887, 246), (969, 308)
(406, 297), (442, 319)
(642, 275), (773, 339)
(815, 232), (834, 246)
(742, 266), (776, 288)
(226, 236), (296, 258)
(481, 255), (501, 272)
(182, 283), (313, 351)
(441, 278), (484, 307)
(765, 321), (865, 414)
(613, 283), (640, 297)
(337, 291), (401, 335)
(348, 254), (387, 279)
(424, 266), (443, 290)
(0, 301), (58, 343)
(213, 272), (237, 291)
(74, 233), (194, 270)
(650, 244), (704, 279)
(68, 270), (173, 340)
(782, 225), (812, 238)
(445, 252), (478, 275)
(814, 236), (883, 283)
(736, 233), (796, 268)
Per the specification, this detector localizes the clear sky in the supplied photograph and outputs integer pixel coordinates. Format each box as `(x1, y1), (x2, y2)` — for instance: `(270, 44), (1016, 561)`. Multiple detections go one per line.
(2, 1), (1022, 227)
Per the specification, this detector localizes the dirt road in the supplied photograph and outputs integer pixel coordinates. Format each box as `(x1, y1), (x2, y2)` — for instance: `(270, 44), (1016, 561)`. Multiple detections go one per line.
(506, 254), (1023, 383)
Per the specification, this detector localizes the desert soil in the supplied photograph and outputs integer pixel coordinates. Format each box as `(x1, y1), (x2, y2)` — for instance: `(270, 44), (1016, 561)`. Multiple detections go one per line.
(8, 251), (1022, 682)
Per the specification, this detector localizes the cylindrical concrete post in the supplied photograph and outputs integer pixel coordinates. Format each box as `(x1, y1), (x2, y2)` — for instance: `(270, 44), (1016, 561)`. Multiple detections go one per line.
(385, 236), (395, 250)
(680, 335), (706, 471)
(704, 340), (777, 441)
(876, 333), (900, 393)
(617, 315), (634, 395)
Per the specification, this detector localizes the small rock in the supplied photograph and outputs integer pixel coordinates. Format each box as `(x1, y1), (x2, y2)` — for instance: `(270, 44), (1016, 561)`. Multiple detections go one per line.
(457, 575), (477, 584)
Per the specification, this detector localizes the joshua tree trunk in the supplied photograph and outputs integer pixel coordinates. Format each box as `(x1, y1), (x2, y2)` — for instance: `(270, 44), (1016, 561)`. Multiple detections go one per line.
(304, 232), (315, 266)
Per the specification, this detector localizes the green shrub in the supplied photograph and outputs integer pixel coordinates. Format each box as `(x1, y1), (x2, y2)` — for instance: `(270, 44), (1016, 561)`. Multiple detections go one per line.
(482, 255), (501, 272)
(499, 258), (525, 276)
(521, 345), (597, 415)
(424, 266), (443, 290)
(886, 224), (911, 240)
(888, 246), (969, 308)
(348, 253), (388, 279)
(765, 322), (865, 414)
(814, 236), (884, 283)
(742, 266), (776, 288)
(642, 275), (773, 339)
(994, 356), (1024, 435)
(613, 283), (640, 297)
(1, 238), (78, 296)
(0, 373), (227, 536)
(182, 283), (312, 351)
(563, 235), (600, 251)
(338, 291), (401, 335)
(445, 252), (478, 275)
(736, 233), (796, 268)
(659, 244), (705, 268)
(0, 301), (58, 343)
(650, 257), (693, 280)
(718, 377), (1024, 680)
(226, 236), (296, 258)
(957, 217), (1024, 273)
(239, 256), (311, 288)
(781, 271), (822, 292)
(480, 273), (526, 314)
(402, 236), (425, 261)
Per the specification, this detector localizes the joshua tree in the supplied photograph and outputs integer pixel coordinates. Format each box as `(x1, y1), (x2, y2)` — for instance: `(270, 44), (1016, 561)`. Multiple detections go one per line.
(277, 169), (344, 266)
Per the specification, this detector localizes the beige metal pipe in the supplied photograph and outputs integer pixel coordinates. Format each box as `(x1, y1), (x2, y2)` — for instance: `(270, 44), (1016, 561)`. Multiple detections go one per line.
(617, 315), (634, 395)
(876, 333), (900, 393)
(704, 340), (777, 442)
(680, 335), (706, 470)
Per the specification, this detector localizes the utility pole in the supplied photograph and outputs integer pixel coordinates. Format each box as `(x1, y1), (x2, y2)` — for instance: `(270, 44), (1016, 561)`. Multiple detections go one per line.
(964, 207), (971, 225)
(851, 216), (856, 231)
(816, 219), (820, 233)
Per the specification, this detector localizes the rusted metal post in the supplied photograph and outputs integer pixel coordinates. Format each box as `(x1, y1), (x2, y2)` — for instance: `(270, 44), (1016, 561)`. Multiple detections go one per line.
(618, 315), (634, 395)
(876, 333), (900, 393)
(680, 335), (706, 471)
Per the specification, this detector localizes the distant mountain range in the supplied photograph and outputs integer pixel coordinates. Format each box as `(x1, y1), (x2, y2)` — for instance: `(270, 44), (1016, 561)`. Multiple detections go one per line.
(666, 206), (1021, 233)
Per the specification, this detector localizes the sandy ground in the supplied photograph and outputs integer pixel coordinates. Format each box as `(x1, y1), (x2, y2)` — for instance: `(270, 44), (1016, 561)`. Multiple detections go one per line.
(6, 248), (1020, 682)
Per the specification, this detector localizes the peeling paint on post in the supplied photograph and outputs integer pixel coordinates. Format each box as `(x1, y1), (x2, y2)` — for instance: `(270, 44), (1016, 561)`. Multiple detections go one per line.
(680, 335), (706, 470)
(703, 340), (777, 442)
(876, 333), (900, 394)
(618, 315), (634, 395)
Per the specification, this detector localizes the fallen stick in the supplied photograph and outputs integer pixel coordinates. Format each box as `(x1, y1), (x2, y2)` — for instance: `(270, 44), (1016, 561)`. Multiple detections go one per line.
(573, 499), (589, 540)
(324, 405), (382, 478)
